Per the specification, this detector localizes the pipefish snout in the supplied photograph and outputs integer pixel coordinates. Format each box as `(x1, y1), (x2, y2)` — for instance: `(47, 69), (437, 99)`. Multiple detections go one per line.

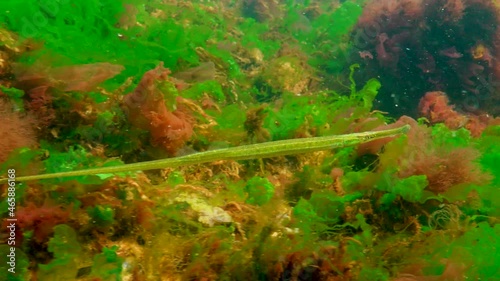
(0, 124), (410, 183)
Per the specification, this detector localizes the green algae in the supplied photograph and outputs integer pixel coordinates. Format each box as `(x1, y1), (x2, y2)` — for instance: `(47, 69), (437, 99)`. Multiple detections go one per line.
(0, 1), (498, 280)
(244, 176), (275, 206)
(87, 205), (115, 227)
(90, 246), (123, 281)
(38, 224), (82, 281)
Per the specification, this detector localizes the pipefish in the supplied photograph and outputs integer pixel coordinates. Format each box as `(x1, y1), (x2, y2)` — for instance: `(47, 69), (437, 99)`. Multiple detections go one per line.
(0, 125), (410, 183)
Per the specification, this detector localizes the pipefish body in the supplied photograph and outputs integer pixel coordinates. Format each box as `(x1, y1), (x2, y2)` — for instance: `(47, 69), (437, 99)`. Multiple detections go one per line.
(0, 125), (410, 183)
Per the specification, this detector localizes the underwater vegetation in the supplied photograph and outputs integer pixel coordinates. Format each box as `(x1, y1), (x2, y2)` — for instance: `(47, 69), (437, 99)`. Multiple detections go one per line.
(0, 0), (498, 280)
(350, 0), (500, 119)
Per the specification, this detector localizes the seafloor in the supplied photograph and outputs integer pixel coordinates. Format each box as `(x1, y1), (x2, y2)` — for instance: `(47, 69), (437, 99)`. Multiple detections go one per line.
(0, 0), (498, 280)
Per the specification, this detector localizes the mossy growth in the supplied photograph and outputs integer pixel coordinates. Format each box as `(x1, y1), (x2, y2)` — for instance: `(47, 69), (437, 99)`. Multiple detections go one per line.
(245, 176), (275, 206)
(87, 205), (115, 227)
(259, 56), (312, 96)
(37, 224), (82, 281)
(90, 245), (124, 281)
(283, 0), (366, 71)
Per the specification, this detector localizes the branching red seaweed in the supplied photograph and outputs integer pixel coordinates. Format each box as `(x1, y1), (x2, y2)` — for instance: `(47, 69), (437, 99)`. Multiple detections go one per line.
(122, 63), (193, 156)
(419, 91), (500, 137)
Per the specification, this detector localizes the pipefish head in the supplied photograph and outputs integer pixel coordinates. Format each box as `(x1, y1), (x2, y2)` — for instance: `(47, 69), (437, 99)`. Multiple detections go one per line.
(361, 124), (410, 142)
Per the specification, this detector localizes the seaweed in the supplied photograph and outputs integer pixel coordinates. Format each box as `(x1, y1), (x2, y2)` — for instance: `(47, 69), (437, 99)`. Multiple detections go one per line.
(0, 1), (498, 280)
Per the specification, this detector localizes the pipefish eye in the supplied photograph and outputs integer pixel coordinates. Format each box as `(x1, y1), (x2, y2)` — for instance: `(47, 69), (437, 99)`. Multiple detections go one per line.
(363, 134), (375, 141)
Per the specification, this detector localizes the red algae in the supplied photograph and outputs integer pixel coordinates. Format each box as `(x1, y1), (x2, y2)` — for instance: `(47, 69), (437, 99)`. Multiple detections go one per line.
(123, 63), (193, 156)
(14, 203), (71, 243)
(0, 1), (498, 280)
(419, 91), (500, 137)
(0, 99), (37, 162)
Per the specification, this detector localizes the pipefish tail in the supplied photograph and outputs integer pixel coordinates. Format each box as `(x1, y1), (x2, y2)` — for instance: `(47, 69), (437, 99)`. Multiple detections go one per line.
(0, 124), (410, 183)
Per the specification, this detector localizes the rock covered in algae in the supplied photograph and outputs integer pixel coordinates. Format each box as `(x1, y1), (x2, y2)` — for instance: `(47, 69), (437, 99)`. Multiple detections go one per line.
(260, 56), (313, 95)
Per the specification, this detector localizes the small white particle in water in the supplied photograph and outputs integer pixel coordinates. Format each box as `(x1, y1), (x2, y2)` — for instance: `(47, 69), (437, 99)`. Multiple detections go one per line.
(122, 261), (131, 270)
